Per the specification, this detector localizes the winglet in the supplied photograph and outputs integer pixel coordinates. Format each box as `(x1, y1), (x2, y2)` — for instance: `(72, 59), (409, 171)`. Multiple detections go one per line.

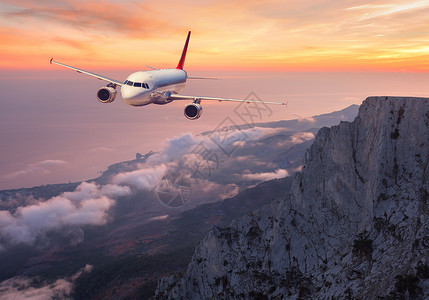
(50, 57), (53, 64)
(176, 31), (191, 70)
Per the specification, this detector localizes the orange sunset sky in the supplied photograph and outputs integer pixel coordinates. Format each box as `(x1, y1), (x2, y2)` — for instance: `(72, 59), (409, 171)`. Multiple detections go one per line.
(1, 0), (429, 71)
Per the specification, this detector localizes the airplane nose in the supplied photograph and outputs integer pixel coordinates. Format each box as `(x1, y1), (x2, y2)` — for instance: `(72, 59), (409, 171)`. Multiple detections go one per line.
(121, 86), (137, 100)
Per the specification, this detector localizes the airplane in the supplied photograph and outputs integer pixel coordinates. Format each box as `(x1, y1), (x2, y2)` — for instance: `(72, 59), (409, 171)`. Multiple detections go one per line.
(50, 31), (286, 120)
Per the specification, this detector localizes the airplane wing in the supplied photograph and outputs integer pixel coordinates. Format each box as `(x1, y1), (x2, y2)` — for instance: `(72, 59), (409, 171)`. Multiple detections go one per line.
(168, 94), (287, 106)
(50, 59), (124, 86)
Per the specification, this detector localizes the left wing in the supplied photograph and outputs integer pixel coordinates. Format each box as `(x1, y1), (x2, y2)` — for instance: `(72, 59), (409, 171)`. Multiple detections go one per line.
(50, 59), (124, 86)
(168, 94), (287, 106)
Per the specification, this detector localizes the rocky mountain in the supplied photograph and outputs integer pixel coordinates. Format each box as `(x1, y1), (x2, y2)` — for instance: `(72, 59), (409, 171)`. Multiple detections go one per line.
(155, 97), (429, 299)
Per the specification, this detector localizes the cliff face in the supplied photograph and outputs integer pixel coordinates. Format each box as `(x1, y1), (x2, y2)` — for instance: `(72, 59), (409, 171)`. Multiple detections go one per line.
(155, 97), (429, 299)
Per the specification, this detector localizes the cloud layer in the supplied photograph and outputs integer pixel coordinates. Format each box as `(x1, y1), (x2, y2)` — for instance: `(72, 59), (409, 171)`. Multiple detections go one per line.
(0, 182), (130, 249)
(0, 124), (311, 250)
(0, 264), (93, 300)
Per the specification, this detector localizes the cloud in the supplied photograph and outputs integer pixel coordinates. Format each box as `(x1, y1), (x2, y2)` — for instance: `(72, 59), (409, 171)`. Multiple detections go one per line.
(297, 116), (316, 123)
(0, 264), (93, 300)
(113, 164), (168, 190)
(190, 179), (239, 200)
(154, 133), (199, 163)
(345, 1), (429, 20)
(61, 182), (130, 201)
(289, 132), (315, 145)
(275, 132), (315, 148)
(1, 1), (182, 38)
(0, 277), (73, 300)
(146, 128), (272, 166)
(147, 215), (169, 222)
(2, 0), (429, 70)
(0, 182), (130, 250)
(242, 169), (289, 181)
(5, 160), (67, 179)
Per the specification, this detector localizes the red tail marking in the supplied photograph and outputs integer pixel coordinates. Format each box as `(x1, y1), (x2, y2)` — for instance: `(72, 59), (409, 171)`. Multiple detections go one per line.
(176, 31), (191, 70)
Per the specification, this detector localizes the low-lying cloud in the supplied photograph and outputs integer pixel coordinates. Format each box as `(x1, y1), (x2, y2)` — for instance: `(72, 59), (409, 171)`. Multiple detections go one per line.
(289, 132), (315, 145)
(113, 164), (167, 190)
(0, 264), (93, 300)
(0, 182), (130, 250)
(243, 169), (289, 181)
(0, 277), (73, 300)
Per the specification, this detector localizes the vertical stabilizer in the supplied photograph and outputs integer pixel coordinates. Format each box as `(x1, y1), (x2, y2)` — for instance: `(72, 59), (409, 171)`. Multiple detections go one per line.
(176, 31), (191, 70)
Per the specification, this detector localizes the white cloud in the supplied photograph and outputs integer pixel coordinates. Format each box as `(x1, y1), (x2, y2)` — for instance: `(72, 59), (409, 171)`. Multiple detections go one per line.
(151, 133), (199, 163)
(346, 1), (429, 20)
(298, 117), (316, 123)
(243, 169), (289, 181)
(289, 132), (315, 144)
(191, 179), (239, 200)
(146, 127), (281, 169)
(0, 264), (93, 300)
(277, 132), (315, 147)
(232, 140), (246, 148)
(0, 182), (129, 250)
(113, 164), (167, 190)
(147, 215), (169, 222)
(0, 277), (73, 300)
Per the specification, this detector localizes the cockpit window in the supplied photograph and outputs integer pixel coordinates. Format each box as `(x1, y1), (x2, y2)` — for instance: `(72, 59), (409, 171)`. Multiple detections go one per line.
(124, 81), (149, 88)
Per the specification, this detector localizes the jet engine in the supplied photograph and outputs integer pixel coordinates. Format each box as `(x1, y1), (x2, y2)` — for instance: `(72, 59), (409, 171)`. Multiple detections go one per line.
(184, 102), (203, 120)
(97, 85), (117, 103)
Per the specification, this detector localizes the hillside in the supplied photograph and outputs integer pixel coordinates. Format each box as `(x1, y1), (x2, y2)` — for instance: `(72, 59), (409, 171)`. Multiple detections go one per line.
(156, 97), (429, 299)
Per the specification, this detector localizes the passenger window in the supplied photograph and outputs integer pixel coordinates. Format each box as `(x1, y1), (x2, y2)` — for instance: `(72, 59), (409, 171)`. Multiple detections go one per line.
(126, 81), (133, 86)
(134, 82), (142, 87)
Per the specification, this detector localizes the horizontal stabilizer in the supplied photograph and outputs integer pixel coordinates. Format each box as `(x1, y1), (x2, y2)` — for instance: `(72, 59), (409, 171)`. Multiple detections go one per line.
(187, 76), (220, 80)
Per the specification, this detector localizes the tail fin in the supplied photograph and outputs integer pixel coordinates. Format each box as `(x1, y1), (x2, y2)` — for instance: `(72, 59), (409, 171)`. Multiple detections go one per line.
(176, 31), (191, 70)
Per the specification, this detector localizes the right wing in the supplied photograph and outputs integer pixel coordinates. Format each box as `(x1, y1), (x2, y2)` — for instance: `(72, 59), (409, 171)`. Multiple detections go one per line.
(50, 59), (124, 86)
(168, 94), (287, 106)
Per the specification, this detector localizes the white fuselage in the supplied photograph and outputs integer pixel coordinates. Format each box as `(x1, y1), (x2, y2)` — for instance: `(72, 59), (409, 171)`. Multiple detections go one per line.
(121, 69), (187, 106)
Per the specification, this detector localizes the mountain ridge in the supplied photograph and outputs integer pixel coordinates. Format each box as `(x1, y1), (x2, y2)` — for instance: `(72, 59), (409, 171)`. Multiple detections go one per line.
(155, 96), (429, 299)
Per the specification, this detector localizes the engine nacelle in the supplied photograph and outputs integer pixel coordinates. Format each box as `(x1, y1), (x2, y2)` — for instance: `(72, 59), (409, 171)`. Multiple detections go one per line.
(184, 103), (203, 120)
(97, 86), (117, 103)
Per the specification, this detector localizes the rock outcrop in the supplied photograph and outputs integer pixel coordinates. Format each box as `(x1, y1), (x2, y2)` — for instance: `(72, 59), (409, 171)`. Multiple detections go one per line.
(155, 97), (429, 299)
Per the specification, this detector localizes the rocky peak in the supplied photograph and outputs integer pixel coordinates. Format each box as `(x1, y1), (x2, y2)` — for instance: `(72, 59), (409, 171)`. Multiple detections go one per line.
(155, 97), (429, 299)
